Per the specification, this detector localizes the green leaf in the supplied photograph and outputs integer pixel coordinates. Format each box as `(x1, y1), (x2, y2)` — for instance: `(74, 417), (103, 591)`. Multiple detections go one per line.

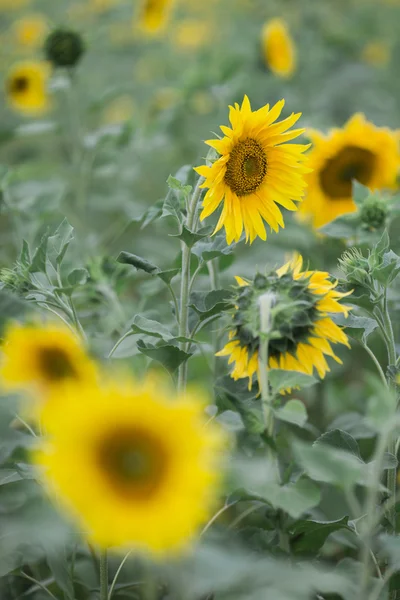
(171, 225), (211, 247)
(167, 174), (192, 197)
(352, 180), (371, 207)
(328, 412), (375, 439)
(157, 268), (180, 284)
(67, 268), (88, 286)
(275, 400), (308, 428)
(189, 289), (234, 322)
(29, 232), (48, 274)
(192, 233), (235, 262)
(320, 215), (359, 239)
(136, 339), (192, 372)
(162, 189), (183, 223)
(290, 516), (352, 555)
(0, 290), (28, 334)
(131, 315), (173, 341)
(216, 410), (245, 432)
(313, 429), (361, 460)
(334, 314), (377, 344)
(374, 229), (390, 257)
(117, 251), (159, 274)
(269, 370), (317, 394)
(371, 250), (400, 286)
(47, 219), (74, 266)
(47, 549), (75, 600)
(262, 477), (321, 519)
(19, 240), (31, 267)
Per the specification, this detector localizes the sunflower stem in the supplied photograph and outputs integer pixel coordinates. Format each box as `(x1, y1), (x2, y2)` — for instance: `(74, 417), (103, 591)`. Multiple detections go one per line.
(258, 292), (275, 436)
(177, 176), (204, 392)
(99, 550), (109, 600)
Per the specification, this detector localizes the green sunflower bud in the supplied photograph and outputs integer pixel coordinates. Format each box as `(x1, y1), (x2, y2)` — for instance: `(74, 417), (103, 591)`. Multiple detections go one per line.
(44, 28), (85, 68)
(360, 194), (388, 231)
(339, 248), (371, 287)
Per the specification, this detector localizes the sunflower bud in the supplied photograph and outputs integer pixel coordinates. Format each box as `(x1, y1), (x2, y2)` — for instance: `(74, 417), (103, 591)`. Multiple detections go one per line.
(360, 194), (388, 231)
(339, 248), (371, 287)
(44, 28), (85, 68)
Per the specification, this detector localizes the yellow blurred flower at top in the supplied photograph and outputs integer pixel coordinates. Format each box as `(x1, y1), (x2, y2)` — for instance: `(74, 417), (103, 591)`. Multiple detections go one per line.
(5, 61), (51, 116)
(13, 14), (48, 49)
(0, 0), (30, 9)
(173, 19), (211, 51)
(102, 94), (135, 124)
(34, 376), (225, 552)
(90, 0), (121, 12)
(298, 114), (400, 229)
(361, 41), (390, 68)
(261, 17), (296, 79)
(137, 0), (174, 35)
(0, 322), (97, 397)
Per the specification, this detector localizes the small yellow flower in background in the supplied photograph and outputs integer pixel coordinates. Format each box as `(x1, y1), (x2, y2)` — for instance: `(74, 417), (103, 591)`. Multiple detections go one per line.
(102, 95), (135, 124)
(361, 41), (390, 68)
(299, 114), (400, 229)
(13, 15), (48, 49)
(89, 0), (121, 13)
(137, 0), (174, 35)
(173, 19), (211, 51)
(217, 255), (351, 390)
(261, 18), (296, 79)
(190, 90), (215, 116)
(195, 95), (310, 244)
(35, 377), (225, 552)
(0, 0), (30, 9)
(5, 61), (51, 117)
(0, 323), (97, 396)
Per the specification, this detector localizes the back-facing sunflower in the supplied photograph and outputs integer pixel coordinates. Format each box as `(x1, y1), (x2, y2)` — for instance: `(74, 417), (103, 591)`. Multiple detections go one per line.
(195, 95), (310, 244)
(299, 114), (400, 228)
(217, 255), (351, 390)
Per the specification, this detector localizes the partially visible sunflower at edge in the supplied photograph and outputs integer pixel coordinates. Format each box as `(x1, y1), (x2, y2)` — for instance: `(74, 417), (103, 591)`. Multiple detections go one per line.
(217, 255), (351, 390)
(195, 95), (310, 244)
(299, 114), (400, 228)
(5, 61), (51, 116)
(137, 0), (174, 35)
(261, 18), (296, 79)
(0, 322), (97, 398)
(34, 376), (225, 552)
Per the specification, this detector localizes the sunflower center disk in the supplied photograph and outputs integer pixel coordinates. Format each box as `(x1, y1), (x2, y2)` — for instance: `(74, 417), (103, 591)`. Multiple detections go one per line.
(11, 76), (29, 94)
(319, 145), (376, 199)
(97, 428), (168, 500)
(233, 273), (318, 359)
(224, 138), (267, 197)
(38, 346), (78, 381)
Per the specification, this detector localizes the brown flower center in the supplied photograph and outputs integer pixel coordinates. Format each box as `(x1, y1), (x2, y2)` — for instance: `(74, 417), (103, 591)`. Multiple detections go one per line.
(96, 427), (169, 500)
(9, 76), (29, 95)
(319, 146), (376, 199)
(38, 346), (77, 381)
(224, 138), (268, 197)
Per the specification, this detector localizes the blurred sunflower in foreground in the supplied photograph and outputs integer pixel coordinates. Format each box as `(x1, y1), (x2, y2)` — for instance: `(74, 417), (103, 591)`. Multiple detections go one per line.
(196, 95), (310, 244)
(12, 14), (48, 48)
(35, 377), (225, 552)
(137, 0), (174, 35)
(299, 114), (400, 228)
(5, 61), (50, 116)
(0, 323), (97, 397)
(217, 255), (350, 390)
(261, 18), (296, 79)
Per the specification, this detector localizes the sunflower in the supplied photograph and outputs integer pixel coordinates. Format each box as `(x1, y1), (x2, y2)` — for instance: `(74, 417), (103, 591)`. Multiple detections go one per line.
(217, 255), (351, 390)
(6, 61), (51, 116)
(299, 114), (400, 228)
(13, 15), (48, 48)
(0, 323), (97, 396)
(138, 0), (174, 34)
(261, 18), (296, 79)
(195, 95), (310, 244)
(34, 377), (224, 552)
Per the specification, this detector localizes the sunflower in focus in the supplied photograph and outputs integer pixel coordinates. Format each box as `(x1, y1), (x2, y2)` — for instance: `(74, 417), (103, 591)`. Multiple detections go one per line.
(5, 61), (51, 116)
(195, 95), (310, 244)
(138, 0), (174, 35)
(217, 255), (351, 390)
(0, 323), (97, 396)
(13, 15), (48, 48)
(35, 377), (224, 552)
(261, 18), (296, 79)
(299, 114), (400, 228)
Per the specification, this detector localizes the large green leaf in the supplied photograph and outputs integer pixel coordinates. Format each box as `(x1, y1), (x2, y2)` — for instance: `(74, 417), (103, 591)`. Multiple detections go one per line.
(136, 339), (192, 372)
(269, 370), (317, 394)
(290, 516), (353, 555)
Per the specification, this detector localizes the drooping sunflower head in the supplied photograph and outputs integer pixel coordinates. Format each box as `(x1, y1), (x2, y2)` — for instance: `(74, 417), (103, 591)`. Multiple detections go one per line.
(6, 61), (51, 116)
(35, 377), (225, 552)
(217, 255), (351, 390)
(0, 322), (97, 396)
(261, 18), (296, 79)
(195, 96), (310, 244)
(138, 0), (174, 35)
(299, 114), (400, 229)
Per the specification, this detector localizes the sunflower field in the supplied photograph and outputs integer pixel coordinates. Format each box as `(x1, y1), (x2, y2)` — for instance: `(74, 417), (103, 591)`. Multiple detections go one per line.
(0, 0), (400, 598)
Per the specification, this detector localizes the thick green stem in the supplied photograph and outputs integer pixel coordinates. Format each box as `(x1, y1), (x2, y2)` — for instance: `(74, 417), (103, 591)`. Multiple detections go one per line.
(177, 177), (204, 392)
(99, 550), (109, 600)
(207, 259), (220, 376)
(258, 292), (275, 435)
